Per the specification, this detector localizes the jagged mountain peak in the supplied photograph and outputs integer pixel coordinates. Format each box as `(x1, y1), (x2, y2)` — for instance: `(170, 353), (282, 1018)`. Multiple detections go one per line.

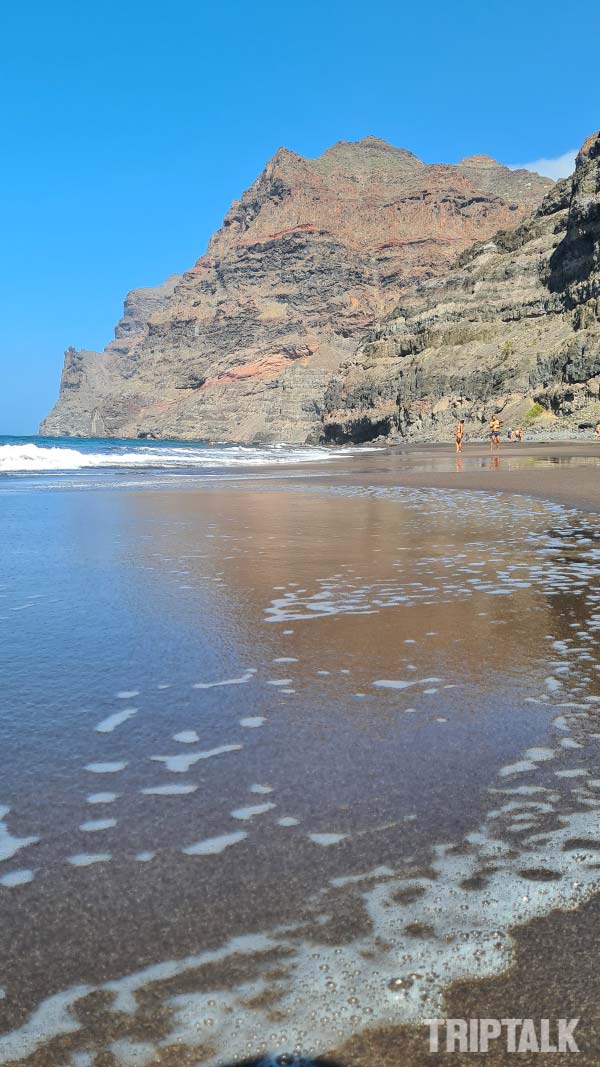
(319, 135), (422, 158)
(459, 153), (499, 164)
(577, 129), (600, 163)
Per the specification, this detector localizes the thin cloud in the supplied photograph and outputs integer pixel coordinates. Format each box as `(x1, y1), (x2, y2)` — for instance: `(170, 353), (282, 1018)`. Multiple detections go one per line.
(508, 149), (578, 181)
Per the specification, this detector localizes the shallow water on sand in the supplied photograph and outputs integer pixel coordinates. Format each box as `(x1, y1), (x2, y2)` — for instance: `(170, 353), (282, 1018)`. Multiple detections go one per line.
(3, 474), (600, 1063)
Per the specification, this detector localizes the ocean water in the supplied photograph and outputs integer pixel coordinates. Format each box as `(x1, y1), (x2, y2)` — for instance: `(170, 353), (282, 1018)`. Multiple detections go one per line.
(2, 443), (600, 1064)
(0, 435), (369, 479)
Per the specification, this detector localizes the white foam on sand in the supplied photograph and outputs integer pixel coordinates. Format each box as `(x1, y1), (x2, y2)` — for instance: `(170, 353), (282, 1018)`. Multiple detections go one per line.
(67, 854), (111, 867)
(523, 746), (555, 762)
(499, 760), (537, 777)
(79, 819), (117, 832)
(11, 494), (600, 1064)
(230, 803), (275, 821)
(84, 762), (128, 774)
(150, 744), (242, 773)
(372, 677), (442, 690)
(192, 670), (255, 690)
(0, 983), (92, 1061)
(13, 771), (600, 1066)
(0, 805), (40, 862)
(0, 869), (34, 888)
(277, 817), (300, 827)
(95, 708), (138, 733)
(109, 1039), (157, 1066)
(182, 831), (248, 856)
(87, 793), (119, 805)
(141, 784), (198, 796)
(307, 832), (348, 846)
(70, 1052), (95, 1067)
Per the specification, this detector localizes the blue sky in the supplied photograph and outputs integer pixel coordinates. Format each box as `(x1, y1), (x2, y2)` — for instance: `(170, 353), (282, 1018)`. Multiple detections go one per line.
(1, 0), (599, 434)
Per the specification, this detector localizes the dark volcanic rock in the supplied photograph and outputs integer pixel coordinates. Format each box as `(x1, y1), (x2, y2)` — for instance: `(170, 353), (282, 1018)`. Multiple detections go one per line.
(323, 132), (600, 443)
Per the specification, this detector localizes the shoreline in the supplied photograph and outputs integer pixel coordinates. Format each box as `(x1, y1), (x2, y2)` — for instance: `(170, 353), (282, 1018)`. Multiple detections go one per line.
(277, 439), (600, 513)
(2, 441), (600, 1064)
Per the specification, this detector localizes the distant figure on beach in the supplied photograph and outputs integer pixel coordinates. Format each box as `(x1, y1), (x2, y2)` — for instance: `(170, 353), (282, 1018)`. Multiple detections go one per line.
(595, 422), (600, 439)
(455, 419), (465, 452)
(506, 426), (522, 442)
(489, 415), (502, 449)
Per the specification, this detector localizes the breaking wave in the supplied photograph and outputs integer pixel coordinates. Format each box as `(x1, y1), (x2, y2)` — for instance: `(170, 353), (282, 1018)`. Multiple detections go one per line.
(0, 440), (370, 474)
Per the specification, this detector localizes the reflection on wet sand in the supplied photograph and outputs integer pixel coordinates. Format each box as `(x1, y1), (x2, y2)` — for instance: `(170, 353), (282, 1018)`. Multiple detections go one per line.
(2, 459), (600, 1063)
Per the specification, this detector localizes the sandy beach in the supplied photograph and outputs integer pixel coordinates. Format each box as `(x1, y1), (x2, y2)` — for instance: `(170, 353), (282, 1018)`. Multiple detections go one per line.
(2, 439), (600, 1065)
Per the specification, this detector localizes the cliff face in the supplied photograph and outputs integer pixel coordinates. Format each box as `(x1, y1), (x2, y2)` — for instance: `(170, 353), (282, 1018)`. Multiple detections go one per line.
(323, 132), (600, 442)
(40, 137), (551, 442)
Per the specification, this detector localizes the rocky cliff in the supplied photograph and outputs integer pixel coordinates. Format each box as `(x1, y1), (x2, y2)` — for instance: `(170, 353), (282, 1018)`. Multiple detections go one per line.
(322, 131), (600, 443)
(40, 137), (551, 442)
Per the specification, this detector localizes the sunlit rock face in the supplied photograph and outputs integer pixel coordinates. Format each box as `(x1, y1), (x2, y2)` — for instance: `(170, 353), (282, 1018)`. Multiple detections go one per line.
(40, 138), (551, 443)
(323, 131), (600, 443)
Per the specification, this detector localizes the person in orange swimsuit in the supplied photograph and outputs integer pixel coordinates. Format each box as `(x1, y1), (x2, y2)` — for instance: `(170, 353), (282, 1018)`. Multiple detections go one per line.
(455, 419), (465, 453)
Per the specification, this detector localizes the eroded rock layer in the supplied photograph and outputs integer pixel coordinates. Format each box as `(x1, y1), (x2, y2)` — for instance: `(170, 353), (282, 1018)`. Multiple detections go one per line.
(40, 138), (551, 442)
(324, 133), (600, 442)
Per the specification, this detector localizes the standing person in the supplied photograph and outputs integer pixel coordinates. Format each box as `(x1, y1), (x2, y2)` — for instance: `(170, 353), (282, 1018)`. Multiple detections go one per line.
(455, 419), (465, 453)
(489, 415), (502, 450)
(594, 422), (600, 439)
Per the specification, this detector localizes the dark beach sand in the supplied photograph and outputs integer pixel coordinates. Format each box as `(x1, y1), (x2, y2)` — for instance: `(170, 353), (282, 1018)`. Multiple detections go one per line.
(2, 441), (600, 1065)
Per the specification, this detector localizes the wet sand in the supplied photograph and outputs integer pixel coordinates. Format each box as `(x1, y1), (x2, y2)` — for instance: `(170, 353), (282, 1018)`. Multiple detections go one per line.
(255, 440), (600, 515)
(2, 441), (600, 1064)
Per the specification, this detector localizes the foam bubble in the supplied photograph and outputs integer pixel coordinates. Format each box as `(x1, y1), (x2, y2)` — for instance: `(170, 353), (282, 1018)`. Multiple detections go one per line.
(192, 671), (254, 690)
(150, 744), (242, 773)
(67, 854), (111, 867)
(86, 793), (119, 805)
(109, 1039), (157, 1066)
(230, 803), (275, 821)
(307, 832), (348, 846)
(499, 760), (537, 777)
(95, 708), (137, 734)
(373, 677), (442, 690)
(0, 869), (34, 888)
(183, 832), (248, 856)
(141, 784), (197, 796)
(84, 762), (127, 774)
(173, 731), (199, 744)
(0, 806), (40, 862)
